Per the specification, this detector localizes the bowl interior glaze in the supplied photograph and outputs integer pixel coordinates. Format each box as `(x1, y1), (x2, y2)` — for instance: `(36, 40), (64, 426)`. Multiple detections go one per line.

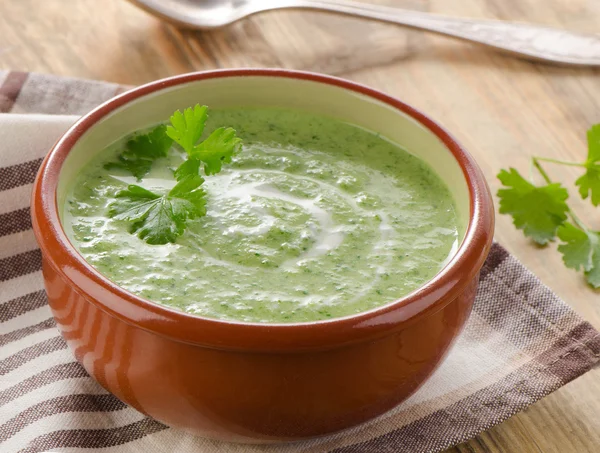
(57, 75), (470, 239)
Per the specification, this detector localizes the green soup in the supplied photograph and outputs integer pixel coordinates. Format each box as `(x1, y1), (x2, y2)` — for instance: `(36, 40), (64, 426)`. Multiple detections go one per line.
(64, 107), (460, 323)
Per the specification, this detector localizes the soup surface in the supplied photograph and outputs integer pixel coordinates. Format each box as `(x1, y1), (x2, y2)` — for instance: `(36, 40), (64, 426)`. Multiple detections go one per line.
(64, 108), (460, 323)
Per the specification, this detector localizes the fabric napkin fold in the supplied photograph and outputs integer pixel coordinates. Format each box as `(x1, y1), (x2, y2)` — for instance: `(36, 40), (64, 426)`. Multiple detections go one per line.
(1, 70), (599, 453)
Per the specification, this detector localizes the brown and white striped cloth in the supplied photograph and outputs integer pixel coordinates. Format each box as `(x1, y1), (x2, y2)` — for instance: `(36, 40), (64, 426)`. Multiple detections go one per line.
(1, 70), (599, 453)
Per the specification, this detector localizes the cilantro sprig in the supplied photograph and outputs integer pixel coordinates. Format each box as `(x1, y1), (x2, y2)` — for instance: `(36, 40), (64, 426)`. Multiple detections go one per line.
(105, 105), (241, 245)
(498, 124), (600, 288)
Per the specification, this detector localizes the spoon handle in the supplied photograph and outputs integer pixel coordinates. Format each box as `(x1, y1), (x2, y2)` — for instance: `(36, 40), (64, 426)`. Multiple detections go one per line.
(285, 0), (600, 66)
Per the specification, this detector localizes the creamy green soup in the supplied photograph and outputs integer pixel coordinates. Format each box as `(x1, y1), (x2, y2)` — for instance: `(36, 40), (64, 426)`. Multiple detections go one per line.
(64, 108), (460, 323)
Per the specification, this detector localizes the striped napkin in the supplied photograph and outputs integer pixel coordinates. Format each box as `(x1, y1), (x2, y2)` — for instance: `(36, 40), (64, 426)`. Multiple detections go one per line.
(1, 70), (599, 453)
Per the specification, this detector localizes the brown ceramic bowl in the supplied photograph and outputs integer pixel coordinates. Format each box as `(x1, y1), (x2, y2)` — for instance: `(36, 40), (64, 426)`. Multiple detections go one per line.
(31, 69), (494, 443)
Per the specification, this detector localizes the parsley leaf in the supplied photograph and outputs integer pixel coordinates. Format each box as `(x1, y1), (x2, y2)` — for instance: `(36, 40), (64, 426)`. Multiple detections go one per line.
(497, 168), (569, 245)
(104, 125), (172, 180)
(587, 248), (600, 288)
(173, 158), (201, 181)
(126, 125), (173, 159)
(105, 157), (153, 181)
(166, 105), (208, 155)
(108, 175), (206, 245)
(190, 127), (242, 175)
(557, 223), (595, 271)
(167, 105), (242, 177)
(575, 124), (600, 206)
(557, 223), (600, 288)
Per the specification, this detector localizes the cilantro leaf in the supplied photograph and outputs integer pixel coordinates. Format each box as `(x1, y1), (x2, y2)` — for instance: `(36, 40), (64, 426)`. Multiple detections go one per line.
(104, 125), (172, 180)
(557, 223), (600, 288)
(104, 158), (152, 181)
(168, 174), (207, 214)
(190, 127), (242, 175)
(587, 248), (600, 288)
(108, 175), (206, 245)
(557, 223), (595, 271)
(173, 158), (201, 181)
(575, 124), (600, 206)
(107, 185), (160, 219)
(166, 105), (208, 155)
(165, 105), (241, 176)
(126, 125), (173, 159)
(497, 168), (569, 244)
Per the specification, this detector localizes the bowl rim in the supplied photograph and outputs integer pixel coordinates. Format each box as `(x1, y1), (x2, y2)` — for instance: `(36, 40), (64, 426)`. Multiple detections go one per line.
(31, 68), (494, 352)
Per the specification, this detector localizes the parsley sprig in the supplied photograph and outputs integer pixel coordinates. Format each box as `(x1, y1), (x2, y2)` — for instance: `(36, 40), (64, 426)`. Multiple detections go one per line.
(105, 105), (241, 245)
(498, 124), (600, 288)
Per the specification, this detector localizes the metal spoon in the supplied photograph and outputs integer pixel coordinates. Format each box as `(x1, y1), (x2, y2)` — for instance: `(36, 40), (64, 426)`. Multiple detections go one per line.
(127, 0), (600, 67)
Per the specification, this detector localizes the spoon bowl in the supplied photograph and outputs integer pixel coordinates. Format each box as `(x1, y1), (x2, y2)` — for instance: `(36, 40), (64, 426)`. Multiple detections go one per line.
(128, 0), (260, 29)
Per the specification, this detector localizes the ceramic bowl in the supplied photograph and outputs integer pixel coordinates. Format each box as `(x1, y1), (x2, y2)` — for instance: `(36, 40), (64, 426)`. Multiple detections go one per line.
(31, 69), (494, 442)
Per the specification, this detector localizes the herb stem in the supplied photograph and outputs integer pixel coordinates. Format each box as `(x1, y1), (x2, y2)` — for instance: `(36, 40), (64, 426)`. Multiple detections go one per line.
(568, 210), (591, 233)
(528, 159), (536, 184)
(533, 156), (586, 167)
(532, 157), (552, 185)
(532, 157), (590, 232)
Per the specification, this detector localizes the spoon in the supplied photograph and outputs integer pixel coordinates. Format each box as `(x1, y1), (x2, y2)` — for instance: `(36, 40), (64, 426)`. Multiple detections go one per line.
(127, 0), (600, 67)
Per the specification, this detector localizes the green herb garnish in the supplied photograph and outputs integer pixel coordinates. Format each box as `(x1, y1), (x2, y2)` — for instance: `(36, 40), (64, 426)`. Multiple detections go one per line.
(575, 125), (600, 207)
(104, 125), (173, 180)
(557, 223), (600, 288)
(109, 175), (207, 245)
(497, 169), (569, 245)
(166, 104), (208, 155)
(106, 105), (241, 245)
(166, 105), (241, 177)
(188, 127), (242, 175)
(497, 124), (600, 288)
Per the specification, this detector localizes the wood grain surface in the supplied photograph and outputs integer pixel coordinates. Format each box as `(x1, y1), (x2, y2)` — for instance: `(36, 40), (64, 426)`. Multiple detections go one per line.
(1, 0), (599, 451)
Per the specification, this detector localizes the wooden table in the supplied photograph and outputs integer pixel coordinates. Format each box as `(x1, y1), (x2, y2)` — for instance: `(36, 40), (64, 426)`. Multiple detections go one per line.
(1, 0), (599, 451)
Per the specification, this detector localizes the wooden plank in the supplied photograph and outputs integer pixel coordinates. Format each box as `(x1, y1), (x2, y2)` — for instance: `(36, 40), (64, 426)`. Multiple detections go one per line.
(0, 0), (598, 450)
